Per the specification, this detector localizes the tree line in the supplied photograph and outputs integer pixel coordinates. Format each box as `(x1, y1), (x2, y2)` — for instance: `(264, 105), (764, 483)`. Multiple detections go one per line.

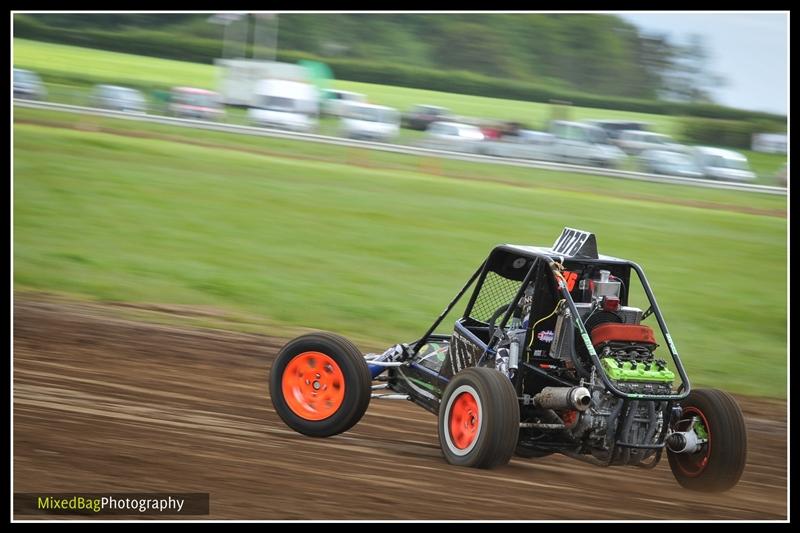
(22, 13), (729, 105)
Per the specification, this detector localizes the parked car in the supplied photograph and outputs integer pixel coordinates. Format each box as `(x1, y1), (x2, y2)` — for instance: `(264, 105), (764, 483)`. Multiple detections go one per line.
(585, 120), (651, 142)
(479, 129), (556, 161)
(638, 149), (704, 179)
(549, 121), (627, 168)
(752, 132), (787, 155)
(90, 85), (147, 113)
(423, 121), (484, 152)
(479, 121), (526, 140)
(403, 105), (451, 131)
(14, 68), (47, 101)
(690, 147), (756, 182)
(322, 89), (367, 117)
(247, 79), (319, 133)
(339, 102), (400, 142)
(617, 130), (684, 156)
(168, 87), (224, 121)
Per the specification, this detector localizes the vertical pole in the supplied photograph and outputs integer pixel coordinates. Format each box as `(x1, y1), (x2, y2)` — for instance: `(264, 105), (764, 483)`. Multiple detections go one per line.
(272, 14), (279, 62)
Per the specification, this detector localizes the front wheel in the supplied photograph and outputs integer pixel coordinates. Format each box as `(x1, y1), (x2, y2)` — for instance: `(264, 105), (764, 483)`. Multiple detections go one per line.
(667, 388), (747, 492)
(438, 367), (520, 468)
(270, 332), (371, 438)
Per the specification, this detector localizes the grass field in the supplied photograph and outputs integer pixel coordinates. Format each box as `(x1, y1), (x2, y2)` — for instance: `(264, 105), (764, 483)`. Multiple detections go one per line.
(13, 118), (787, 397)
(14, 39), (218, 91)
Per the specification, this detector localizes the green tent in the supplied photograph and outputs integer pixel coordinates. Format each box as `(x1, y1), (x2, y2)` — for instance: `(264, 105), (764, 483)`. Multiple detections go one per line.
(298, 60), (334, 97)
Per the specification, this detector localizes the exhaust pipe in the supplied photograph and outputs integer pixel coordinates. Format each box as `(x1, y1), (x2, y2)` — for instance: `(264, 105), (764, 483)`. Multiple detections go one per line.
(665, 431), (702, 454)
(533, 386), (592, 411)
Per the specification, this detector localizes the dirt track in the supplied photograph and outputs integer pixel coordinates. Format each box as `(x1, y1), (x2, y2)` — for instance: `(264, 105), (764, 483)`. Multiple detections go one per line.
(13, 296), (787, 520)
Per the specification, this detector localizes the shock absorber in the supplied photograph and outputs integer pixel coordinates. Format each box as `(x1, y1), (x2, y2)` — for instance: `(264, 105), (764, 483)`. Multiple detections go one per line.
(508, 337), (520, 372)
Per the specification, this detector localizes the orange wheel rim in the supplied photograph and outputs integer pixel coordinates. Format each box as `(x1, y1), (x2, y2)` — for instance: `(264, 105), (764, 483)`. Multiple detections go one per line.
(281, 351), (345, 421)
(449, 391), (480, 449)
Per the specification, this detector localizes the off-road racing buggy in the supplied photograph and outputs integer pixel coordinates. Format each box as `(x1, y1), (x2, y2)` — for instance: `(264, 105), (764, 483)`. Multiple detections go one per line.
(269, 228), (747, 492)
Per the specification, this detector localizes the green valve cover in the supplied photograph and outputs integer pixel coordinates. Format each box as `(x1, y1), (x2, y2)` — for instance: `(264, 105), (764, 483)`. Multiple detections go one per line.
(601, 358), (675, 383)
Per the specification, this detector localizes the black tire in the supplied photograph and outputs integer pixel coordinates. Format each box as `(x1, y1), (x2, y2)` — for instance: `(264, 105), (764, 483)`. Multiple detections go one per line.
(438, 367), (520, 469)
(667, 388), (747, 492)
(269, 332), (371, 438)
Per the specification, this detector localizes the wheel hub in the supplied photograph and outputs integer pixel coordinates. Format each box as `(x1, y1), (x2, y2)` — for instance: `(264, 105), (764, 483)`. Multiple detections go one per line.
(671, 407), (711, 477)
(281, 351), (345, 421)
(449, 391), (481, 449)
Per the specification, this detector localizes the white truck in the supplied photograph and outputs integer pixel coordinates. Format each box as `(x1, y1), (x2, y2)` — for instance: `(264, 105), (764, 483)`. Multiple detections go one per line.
(247, 79), (320, 133)
(216, 59), (312, 107)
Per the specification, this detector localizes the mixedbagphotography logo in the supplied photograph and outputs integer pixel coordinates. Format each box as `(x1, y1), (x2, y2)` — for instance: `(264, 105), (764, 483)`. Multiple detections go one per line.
(14, 493), (210, 516)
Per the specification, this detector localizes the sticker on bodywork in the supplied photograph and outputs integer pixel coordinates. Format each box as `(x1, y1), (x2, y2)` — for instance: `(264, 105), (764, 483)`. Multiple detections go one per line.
(665, 333), (678, 354)
(575, 319), (597, 356)
(448, 329), (480, 376)
(537, 330), (555, 343)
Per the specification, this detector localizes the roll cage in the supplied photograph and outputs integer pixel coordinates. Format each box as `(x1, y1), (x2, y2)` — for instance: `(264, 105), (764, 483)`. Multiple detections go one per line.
(411, 232), (691, 402)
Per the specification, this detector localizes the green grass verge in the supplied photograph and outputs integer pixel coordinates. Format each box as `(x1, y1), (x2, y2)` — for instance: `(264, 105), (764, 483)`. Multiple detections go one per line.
(13, 121), (786, 397)
(14, 38), (217, 90)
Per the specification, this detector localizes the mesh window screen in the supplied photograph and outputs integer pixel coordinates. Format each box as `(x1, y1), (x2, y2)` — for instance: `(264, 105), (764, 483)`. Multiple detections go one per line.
(469, 271), (522, 322)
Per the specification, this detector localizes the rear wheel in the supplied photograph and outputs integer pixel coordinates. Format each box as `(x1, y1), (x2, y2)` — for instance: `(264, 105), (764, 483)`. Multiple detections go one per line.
(270, 332), (371, 438)
(667, 388), (747, 492)
(438, 367), (520, 468)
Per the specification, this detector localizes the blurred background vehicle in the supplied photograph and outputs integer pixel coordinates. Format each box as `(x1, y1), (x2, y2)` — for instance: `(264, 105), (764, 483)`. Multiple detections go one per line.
(168, 87), (224, 121)
(216, 59), (311, 107)
(339, 102), (400, 141)
(90, 84), (147, 113)
(422, 121), (484, 152)
(585, 120), (651, 143)
(322, 89), (367, 117)
(549, 120), (627, 168)
(617, 130), (684, 155)
(751, 132), (788, 155)
(13, 68), (47, 101)
(479, 120), (525, 141)
(480, 129), (555, 161)
(402, 105), (451, 131)
(691, 146), (756, 182)
(638, 149), (704, 179)
(247, 78), (319, 132)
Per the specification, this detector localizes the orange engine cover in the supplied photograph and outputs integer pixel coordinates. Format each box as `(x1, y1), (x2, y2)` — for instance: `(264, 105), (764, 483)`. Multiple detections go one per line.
(591, 323), (656, 346)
